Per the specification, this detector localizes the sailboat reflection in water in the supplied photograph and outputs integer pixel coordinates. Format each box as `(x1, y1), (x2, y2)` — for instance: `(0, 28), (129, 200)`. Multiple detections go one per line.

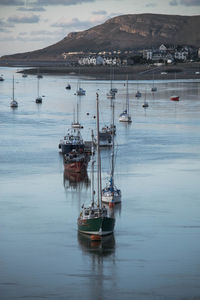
(77, 93), (115, 238)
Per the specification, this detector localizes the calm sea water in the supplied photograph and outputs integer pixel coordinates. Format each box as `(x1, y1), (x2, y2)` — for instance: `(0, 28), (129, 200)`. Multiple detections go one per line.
(0, 67), (200, 300)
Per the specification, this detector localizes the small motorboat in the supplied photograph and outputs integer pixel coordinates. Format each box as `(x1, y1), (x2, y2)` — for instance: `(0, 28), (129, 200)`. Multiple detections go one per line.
(10, 100), (18, 108)
(77, 87), (86, 96)
(66, 84), (71, 90)
(135, 91), (142, 98)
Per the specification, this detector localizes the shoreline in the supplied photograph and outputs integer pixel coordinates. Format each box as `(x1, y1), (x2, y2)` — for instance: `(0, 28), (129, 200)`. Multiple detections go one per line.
(1, 62), (200, 80)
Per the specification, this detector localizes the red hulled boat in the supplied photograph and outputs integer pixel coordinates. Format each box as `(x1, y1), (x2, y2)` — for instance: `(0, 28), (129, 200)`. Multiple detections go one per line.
(170, 95), (180, 101)
(63, 149), (90, 173)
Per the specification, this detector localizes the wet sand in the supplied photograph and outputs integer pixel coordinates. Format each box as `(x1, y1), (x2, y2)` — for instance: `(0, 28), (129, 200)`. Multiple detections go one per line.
(2, 61), (200, 80)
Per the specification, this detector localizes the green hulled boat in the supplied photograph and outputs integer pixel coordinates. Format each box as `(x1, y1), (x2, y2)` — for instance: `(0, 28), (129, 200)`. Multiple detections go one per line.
(77, 93), (115, 237)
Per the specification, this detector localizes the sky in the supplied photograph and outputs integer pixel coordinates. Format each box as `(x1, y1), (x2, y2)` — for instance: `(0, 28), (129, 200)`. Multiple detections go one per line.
(0, 0), (200, 57)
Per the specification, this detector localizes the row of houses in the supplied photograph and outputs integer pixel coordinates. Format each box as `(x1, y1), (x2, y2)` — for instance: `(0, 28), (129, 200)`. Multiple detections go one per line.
(62, 44), (199, 66)
(143, 44), (197, 62)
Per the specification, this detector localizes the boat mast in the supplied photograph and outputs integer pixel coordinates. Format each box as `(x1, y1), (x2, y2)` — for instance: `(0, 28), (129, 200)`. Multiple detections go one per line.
(37, 77), (39, 98)
(91, 130), (95, 206)
(126, 76), (129, 114)
(12, 76), (14, 101)
(77, 102), (79, 124)
(111, 100), (115, 188)
(96, 93), (102, 208)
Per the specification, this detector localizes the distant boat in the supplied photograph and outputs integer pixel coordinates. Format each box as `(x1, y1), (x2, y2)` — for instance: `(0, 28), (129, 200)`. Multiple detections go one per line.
(22, 73), (27, 78)
(10, 76), (18, 108)
(76, 80), (86, 95)
(151, 71), (157, 92)
(0, 76), (4, 81)
(102, 100), (121, 206)
(35, 76), (42, 103)
(142, 90), (149, 108)
(170, 95), (179, 101)
(119, 77), (132, 123)
(77, 94), (115, 237)
(66, 84), (71, 90)
(107, 67), (117, 99)
(135, 90), (142, 98)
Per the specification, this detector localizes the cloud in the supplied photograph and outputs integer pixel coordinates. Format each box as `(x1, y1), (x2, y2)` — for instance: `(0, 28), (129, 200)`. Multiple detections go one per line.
(92, 10), (107, 15)
(35, 0), (95, 5)
(180, 0), (200, 5)
(0, 17), (15, 28)
(145, 2), (156, 7)
(7, 14), (40, 23)
(169, 0), (178, 5)
(0, 0), (24, 5)
(51, 17), (99, 29)
(17, 6), (46, 11)
(169, 0), (200, 5)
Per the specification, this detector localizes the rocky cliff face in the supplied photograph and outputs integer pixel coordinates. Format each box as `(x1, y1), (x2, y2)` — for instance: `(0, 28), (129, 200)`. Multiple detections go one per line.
(1, 13), (200, 61)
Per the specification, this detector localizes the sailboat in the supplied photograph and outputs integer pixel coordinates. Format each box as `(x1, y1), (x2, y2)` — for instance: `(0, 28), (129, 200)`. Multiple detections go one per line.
(107, 67), (116, 99)
(135, 81), (141, 98)
(10, 76), (18, 108)
(170, 72), (179, 101)
(77, 93), (115, 238)
(119, 77), (132, 123)
(76, 80), (86, 95)
(151, 71), (157, 92)
(71, 103), (83, 129)
(102, 100), (121, 206)
(35, 76), (42, 103)
(142, 89), (149, 108)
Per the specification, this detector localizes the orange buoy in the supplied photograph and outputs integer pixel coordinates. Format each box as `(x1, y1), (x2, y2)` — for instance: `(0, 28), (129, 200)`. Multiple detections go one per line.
(91, 234), (101, 241)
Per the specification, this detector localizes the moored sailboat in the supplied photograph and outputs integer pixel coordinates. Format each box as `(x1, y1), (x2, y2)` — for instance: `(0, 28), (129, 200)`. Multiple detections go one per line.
(77, 93), (115, 237)
(102, 100), (121, 206)
(119, 77), (132, 123)
(10, 76), (18, 108)
(71, 103), (83, 129)
(35, 76), (42, 103)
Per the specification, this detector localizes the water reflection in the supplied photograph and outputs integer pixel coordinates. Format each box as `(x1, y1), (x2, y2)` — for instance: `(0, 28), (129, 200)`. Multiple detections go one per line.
(63, 169), (90, 189)
(103, 202), (122, 217)
(78, 232), (115, 258)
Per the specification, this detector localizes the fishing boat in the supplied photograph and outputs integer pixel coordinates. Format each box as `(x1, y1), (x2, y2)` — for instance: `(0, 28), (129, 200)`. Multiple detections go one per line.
(35, 76), (42, 103)
(94, 127), (112, 148)
(63, 149), (90, 173)
(59, 128), (85, 155)
(10, 76), (18, 108)
(77, 93), (115, 237)
(119, 77), (132, 123)
(102, 101), (121, 206)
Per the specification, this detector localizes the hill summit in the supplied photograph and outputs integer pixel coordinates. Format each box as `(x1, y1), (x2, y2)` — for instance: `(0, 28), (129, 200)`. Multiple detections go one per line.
(1, 13), (200, 61)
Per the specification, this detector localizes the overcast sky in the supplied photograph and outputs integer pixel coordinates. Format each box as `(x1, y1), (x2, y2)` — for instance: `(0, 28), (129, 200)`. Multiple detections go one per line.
(0, 0), (200, 57)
